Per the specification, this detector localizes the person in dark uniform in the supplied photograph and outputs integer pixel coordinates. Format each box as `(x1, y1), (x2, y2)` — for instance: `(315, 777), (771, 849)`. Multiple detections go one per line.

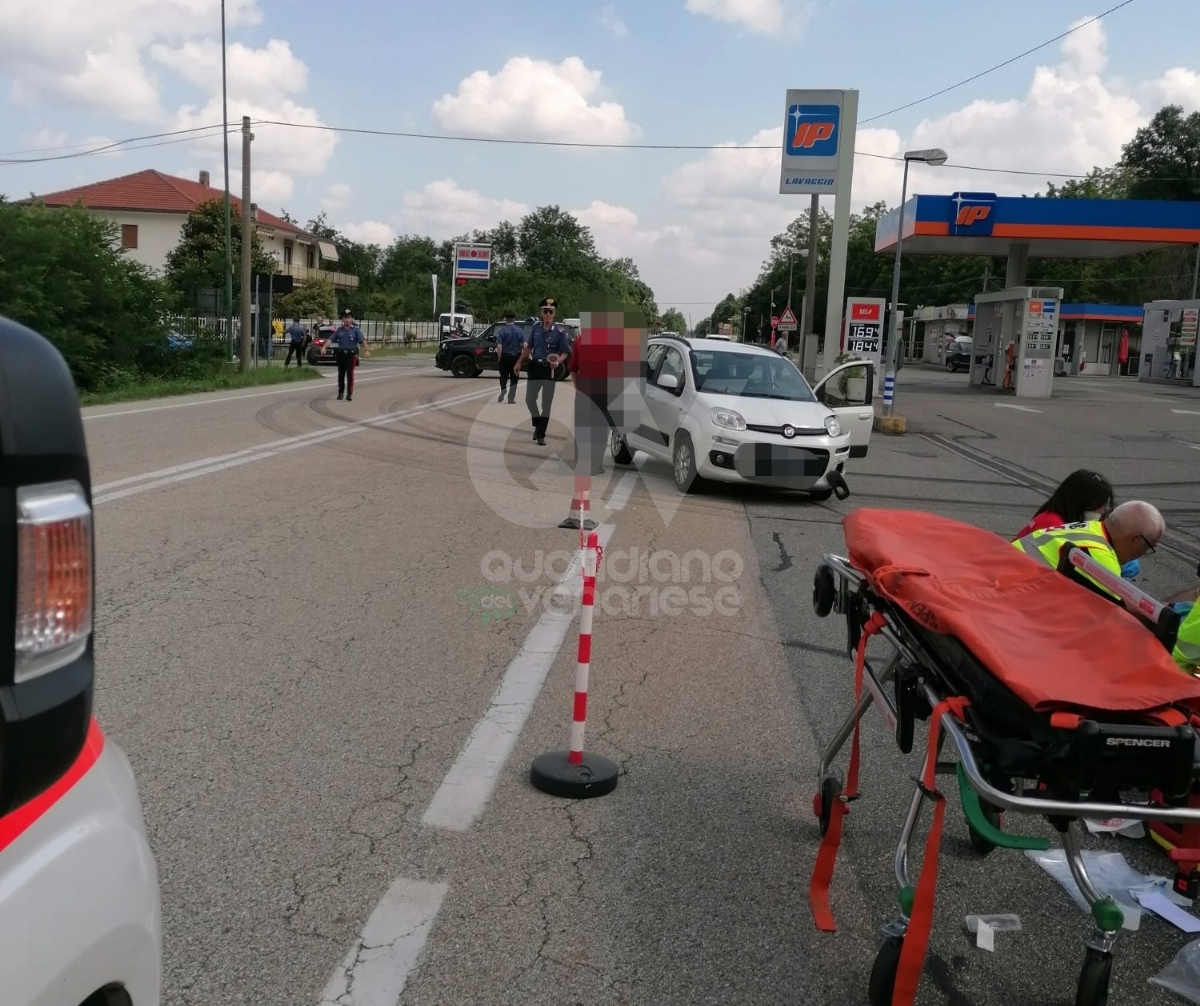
(495, 309), (525, 403)
(515, 297), (571, 445)
(330, 309), (370, 400)
(284, 321), (307, 367)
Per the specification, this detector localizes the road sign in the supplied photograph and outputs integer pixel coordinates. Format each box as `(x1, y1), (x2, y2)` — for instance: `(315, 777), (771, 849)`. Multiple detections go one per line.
(770, 315), (780, 329)
(454, 243), (492, 280)
(778, 306), (798, 332)
(779, 89), (849, 195)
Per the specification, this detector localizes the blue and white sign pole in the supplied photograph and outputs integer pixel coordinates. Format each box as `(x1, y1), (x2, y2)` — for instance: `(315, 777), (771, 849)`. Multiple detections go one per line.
(884, 148), (949, 417)
(448, 243), (491, 334)
(778, 88), (857, 382)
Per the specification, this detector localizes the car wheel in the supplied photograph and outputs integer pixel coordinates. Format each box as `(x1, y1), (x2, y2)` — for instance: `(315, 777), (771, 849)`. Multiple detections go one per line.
(946, 360), (955, 372)
(307, 351), (319, 365)
(450, 355), (477, 378)
(610, 430), (634, 466)
(672, 432), (702, 495)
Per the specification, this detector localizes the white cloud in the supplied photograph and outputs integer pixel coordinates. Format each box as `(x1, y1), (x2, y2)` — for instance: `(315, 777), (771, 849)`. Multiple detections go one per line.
(229, 168), (294, 205)
(395, 179), (530, 240)
(0, 0), (262, 121)
(683, 0), (811, 35)
(653, 18), (1200, 318)
(149, 38), (307, 101)
(597, 6), (629, 36)
(431, 57), (639, 143)
(321, 183), (353, 213)
(341, 220), (397, 246)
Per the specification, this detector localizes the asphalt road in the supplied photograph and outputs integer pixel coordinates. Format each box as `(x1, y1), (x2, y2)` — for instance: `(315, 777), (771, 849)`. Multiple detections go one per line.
(82, 359), (1200, 1006)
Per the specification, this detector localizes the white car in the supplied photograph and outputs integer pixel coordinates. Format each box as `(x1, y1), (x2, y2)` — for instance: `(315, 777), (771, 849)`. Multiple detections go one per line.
(1, 316), (161, 1006)
(610, 336), (874, 499)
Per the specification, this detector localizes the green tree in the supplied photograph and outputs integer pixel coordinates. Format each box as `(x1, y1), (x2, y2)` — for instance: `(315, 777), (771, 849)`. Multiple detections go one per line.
(275, 276), (337, 320)
(0, 199), (169, 390)
(1120, 105), (1200, 201)
(660, 308), (687, 333)
(164, 199), (275, 311)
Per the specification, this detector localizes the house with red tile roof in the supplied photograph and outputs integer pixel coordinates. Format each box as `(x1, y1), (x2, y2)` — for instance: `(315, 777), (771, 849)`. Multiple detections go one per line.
(25, 169), (358, 290)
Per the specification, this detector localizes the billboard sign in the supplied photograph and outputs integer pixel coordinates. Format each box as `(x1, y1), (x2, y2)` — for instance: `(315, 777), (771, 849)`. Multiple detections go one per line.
(779, 89), (847, 194)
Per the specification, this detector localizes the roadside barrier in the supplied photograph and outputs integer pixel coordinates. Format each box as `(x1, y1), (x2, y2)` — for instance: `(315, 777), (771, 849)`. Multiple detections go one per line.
(559, 475), (599, 532)
(530, 530), (620, 799)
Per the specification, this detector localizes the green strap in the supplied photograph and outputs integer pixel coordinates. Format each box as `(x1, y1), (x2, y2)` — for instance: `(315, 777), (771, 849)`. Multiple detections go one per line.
(957, 764), (1050, 851)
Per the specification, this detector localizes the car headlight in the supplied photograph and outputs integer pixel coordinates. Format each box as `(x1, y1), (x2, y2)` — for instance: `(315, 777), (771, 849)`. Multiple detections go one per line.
(711, 407), (746, 431)
(824, 415), (842, 437)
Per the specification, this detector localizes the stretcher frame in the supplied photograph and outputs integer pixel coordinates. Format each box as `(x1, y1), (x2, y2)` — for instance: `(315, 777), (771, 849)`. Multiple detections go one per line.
(810, 545), (1200, 1006)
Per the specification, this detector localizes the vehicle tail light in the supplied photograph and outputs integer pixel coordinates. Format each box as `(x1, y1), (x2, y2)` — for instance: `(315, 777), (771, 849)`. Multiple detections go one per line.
(15, 481), (93, 684)
(475, 348), (486, 356)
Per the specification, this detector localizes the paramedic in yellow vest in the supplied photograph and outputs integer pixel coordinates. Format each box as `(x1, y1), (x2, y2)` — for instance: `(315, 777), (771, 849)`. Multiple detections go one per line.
(1164, 583), (1200, 674)
(1011, 500), (1165, 606)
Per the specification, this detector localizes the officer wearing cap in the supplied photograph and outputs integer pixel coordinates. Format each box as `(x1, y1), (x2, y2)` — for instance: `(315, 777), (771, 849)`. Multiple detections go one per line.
(330, 308), (370, 401)
(495, 309), (525, 404)
(516, 297), (571, 445)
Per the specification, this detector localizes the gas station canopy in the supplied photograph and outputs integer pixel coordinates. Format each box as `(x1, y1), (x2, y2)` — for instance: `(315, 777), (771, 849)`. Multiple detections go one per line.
(875, 192), (1200, 260)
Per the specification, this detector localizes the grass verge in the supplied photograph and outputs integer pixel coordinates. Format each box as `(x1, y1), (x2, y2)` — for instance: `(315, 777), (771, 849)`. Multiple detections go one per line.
(79, 364), (322, 406)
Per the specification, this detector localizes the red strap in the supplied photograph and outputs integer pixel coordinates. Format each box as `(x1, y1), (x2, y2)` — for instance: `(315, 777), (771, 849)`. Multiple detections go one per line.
(891, 695), (970, 1006)
(810, 611), (887, 932)
(1049, 711), (1082, 730)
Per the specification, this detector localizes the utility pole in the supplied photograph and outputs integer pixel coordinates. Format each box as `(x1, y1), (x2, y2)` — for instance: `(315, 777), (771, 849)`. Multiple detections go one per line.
(221, 0), (233, 361)
(801, 194), (819, 370)
(239, 115), (253, 371)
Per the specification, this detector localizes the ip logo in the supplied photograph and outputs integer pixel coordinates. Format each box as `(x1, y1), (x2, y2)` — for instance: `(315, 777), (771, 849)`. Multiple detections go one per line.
(785, 104), (840, 157)
(949, 192), (997, 236)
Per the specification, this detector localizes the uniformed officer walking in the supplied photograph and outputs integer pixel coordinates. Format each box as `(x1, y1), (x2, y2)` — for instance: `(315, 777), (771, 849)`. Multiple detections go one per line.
(495, 309), (525, 403)
(284, 320), (307, 367)
(515, 297), (571, 445)
(331, 309), (370, 401)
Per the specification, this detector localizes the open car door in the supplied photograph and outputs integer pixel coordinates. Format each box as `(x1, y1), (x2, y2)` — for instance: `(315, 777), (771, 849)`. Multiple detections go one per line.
(813, 360), (874, 458)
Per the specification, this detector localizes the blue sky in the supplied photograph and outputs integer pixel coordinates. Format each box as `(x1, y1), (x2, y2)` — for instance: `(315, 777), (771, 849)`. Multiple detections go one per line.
(2, 0), (1198, 320)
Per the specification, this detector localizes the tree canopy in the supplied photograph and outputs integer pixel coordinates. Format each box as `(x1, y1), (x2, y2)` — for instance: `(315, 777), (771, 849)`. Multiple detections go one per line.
(280, 204), (661, 325)
(701, 103), (1200, 340)
(164, 198), (277, 313)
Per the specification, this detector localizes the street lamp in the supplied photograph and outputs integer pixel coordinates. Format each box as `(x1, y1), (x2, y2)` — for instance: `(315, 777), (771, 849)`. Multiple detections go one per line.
(884, 147), (948, 417)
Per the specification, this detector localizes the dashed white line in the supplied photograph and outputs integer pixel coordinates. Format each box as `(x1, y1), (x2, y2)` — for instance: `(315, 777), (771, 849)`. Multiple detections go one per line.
(994, 403), (1042, 412)
(420, 470), (637, 833)
(316, 877), (448, 1006)
(92, 386), (495, 505)
(82, 367), (432, 420)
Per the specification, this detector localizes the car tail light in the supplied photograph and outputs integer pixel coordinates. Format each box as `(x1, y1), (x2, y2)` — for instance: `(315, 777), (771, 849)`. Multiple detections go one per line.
(15, 481), (93, 684)
(475, 347), (486, 355)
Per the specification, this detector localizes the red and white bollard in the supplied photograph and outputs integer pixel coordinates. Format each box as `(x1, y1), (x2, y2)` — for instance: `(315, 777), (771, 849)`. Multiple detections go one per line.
(530, 530), (620, 799)
(559, 474), (599, 532)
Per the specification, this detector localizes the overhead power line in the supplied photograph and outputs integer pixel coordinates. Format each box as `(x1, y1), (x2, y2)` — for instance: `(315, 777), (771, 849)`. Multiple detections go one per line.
(0, 124), (233, 165)
(857, 0), (1140, 124)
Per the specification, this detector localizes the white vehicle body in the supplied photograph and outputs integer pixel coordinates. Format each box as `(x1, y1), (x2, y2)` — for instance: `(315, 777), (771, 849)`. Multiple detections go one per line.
(1, 726), (162, 1006)
(439, 312), (474, 335)
(612, 336), (874, 498)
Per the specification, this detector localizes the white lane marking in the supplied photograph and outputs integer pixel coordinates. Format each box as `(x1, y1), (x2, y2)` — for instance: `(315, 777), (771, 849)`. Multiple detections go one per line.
(1191, 445), (1200, 451)
(317, 877), (448, 1006)
(83, 367), (433, 420)
(93, 387), (495, 504)
(1172, 409), (1200, 416)
(421, 471), (637, 833)
(994, 403), (1042, 413)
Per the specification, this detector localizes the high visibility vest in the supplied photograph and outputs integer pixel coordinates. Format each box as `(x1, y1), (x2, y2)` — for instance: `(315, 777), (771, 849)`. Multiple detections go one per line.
(1173, 604), (1200, 674)
(1011, 520), (1123, 602)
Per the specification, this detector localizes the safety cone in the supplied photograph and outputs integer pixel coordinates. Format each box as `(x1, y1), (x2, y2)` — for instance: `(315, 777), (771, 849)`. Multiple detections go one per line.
(559, 474), (599, 531)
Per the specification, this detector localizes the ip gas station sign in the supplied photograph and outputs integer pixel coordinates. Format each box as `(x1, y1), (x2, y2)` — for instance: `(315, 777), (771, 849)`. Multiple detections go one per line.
(779, 90), (847, 195)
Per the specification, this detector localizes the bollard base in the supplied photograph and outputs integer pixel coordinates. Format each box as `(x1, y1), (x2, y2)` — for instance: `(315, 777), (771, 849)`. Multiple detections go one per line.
(873, 414), (907, 435)
(530, 751), (619, 799)
(558, 516), (599, 530)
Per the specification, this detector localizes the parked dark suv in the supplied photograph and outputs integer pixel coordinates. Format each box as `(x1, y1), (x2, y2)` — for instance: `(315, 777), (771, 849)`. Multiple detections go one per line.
(435, 317), (579, 380)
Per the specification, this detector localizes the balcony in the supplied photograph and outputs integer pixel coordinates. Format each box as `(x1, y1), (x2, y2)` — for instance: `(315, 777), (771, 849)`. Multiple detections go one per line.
(281, 262), (360, 290)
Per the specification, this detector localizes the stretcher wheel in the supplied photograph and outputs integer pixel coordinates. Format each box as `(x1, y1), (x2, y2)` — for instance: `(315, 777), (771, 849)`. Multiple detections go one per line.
(867, 936), (903, 1006)
(816, 776), (840, 837)
(968, 802), (1003, 856)
(1074, 947), (1113, 1006)
(813, 565), (836, 618)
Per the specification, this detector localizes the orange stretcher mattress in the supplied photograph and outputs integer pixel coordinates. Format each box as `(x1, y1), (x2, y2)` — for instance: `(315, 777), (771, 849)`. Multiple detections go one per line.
(844, 508), (1200, 715)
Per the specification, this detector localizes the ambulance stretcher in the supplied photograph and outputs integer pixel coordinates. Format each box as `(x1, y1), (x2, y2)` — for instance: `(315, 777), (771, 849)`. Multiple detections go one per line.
(808, 509), (1200, 1006)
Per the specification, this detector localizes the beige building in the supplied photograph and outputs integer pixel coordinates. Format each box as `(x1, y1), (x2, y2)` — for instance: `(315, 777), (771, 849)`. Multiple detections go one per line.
(27, 169), (358, 290)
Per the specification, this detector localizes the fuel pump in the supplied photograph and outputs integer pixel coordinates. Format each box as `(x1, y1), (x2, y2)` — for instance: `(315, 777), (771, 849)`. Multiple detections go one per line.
(971, 287), (1063, 398)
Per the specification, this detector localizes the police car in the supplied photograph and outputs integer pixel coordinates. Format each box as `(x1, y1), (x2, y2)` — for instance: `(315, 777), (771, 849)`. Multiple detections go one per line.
(609, 335), (873, 499)
(0, 317), (162, 1006)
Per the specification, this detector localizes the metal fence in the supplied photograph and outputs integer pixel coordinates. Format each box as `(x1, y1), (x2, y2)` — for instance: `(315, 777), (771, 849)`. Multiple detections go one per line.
(165, 315), (445, 348)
